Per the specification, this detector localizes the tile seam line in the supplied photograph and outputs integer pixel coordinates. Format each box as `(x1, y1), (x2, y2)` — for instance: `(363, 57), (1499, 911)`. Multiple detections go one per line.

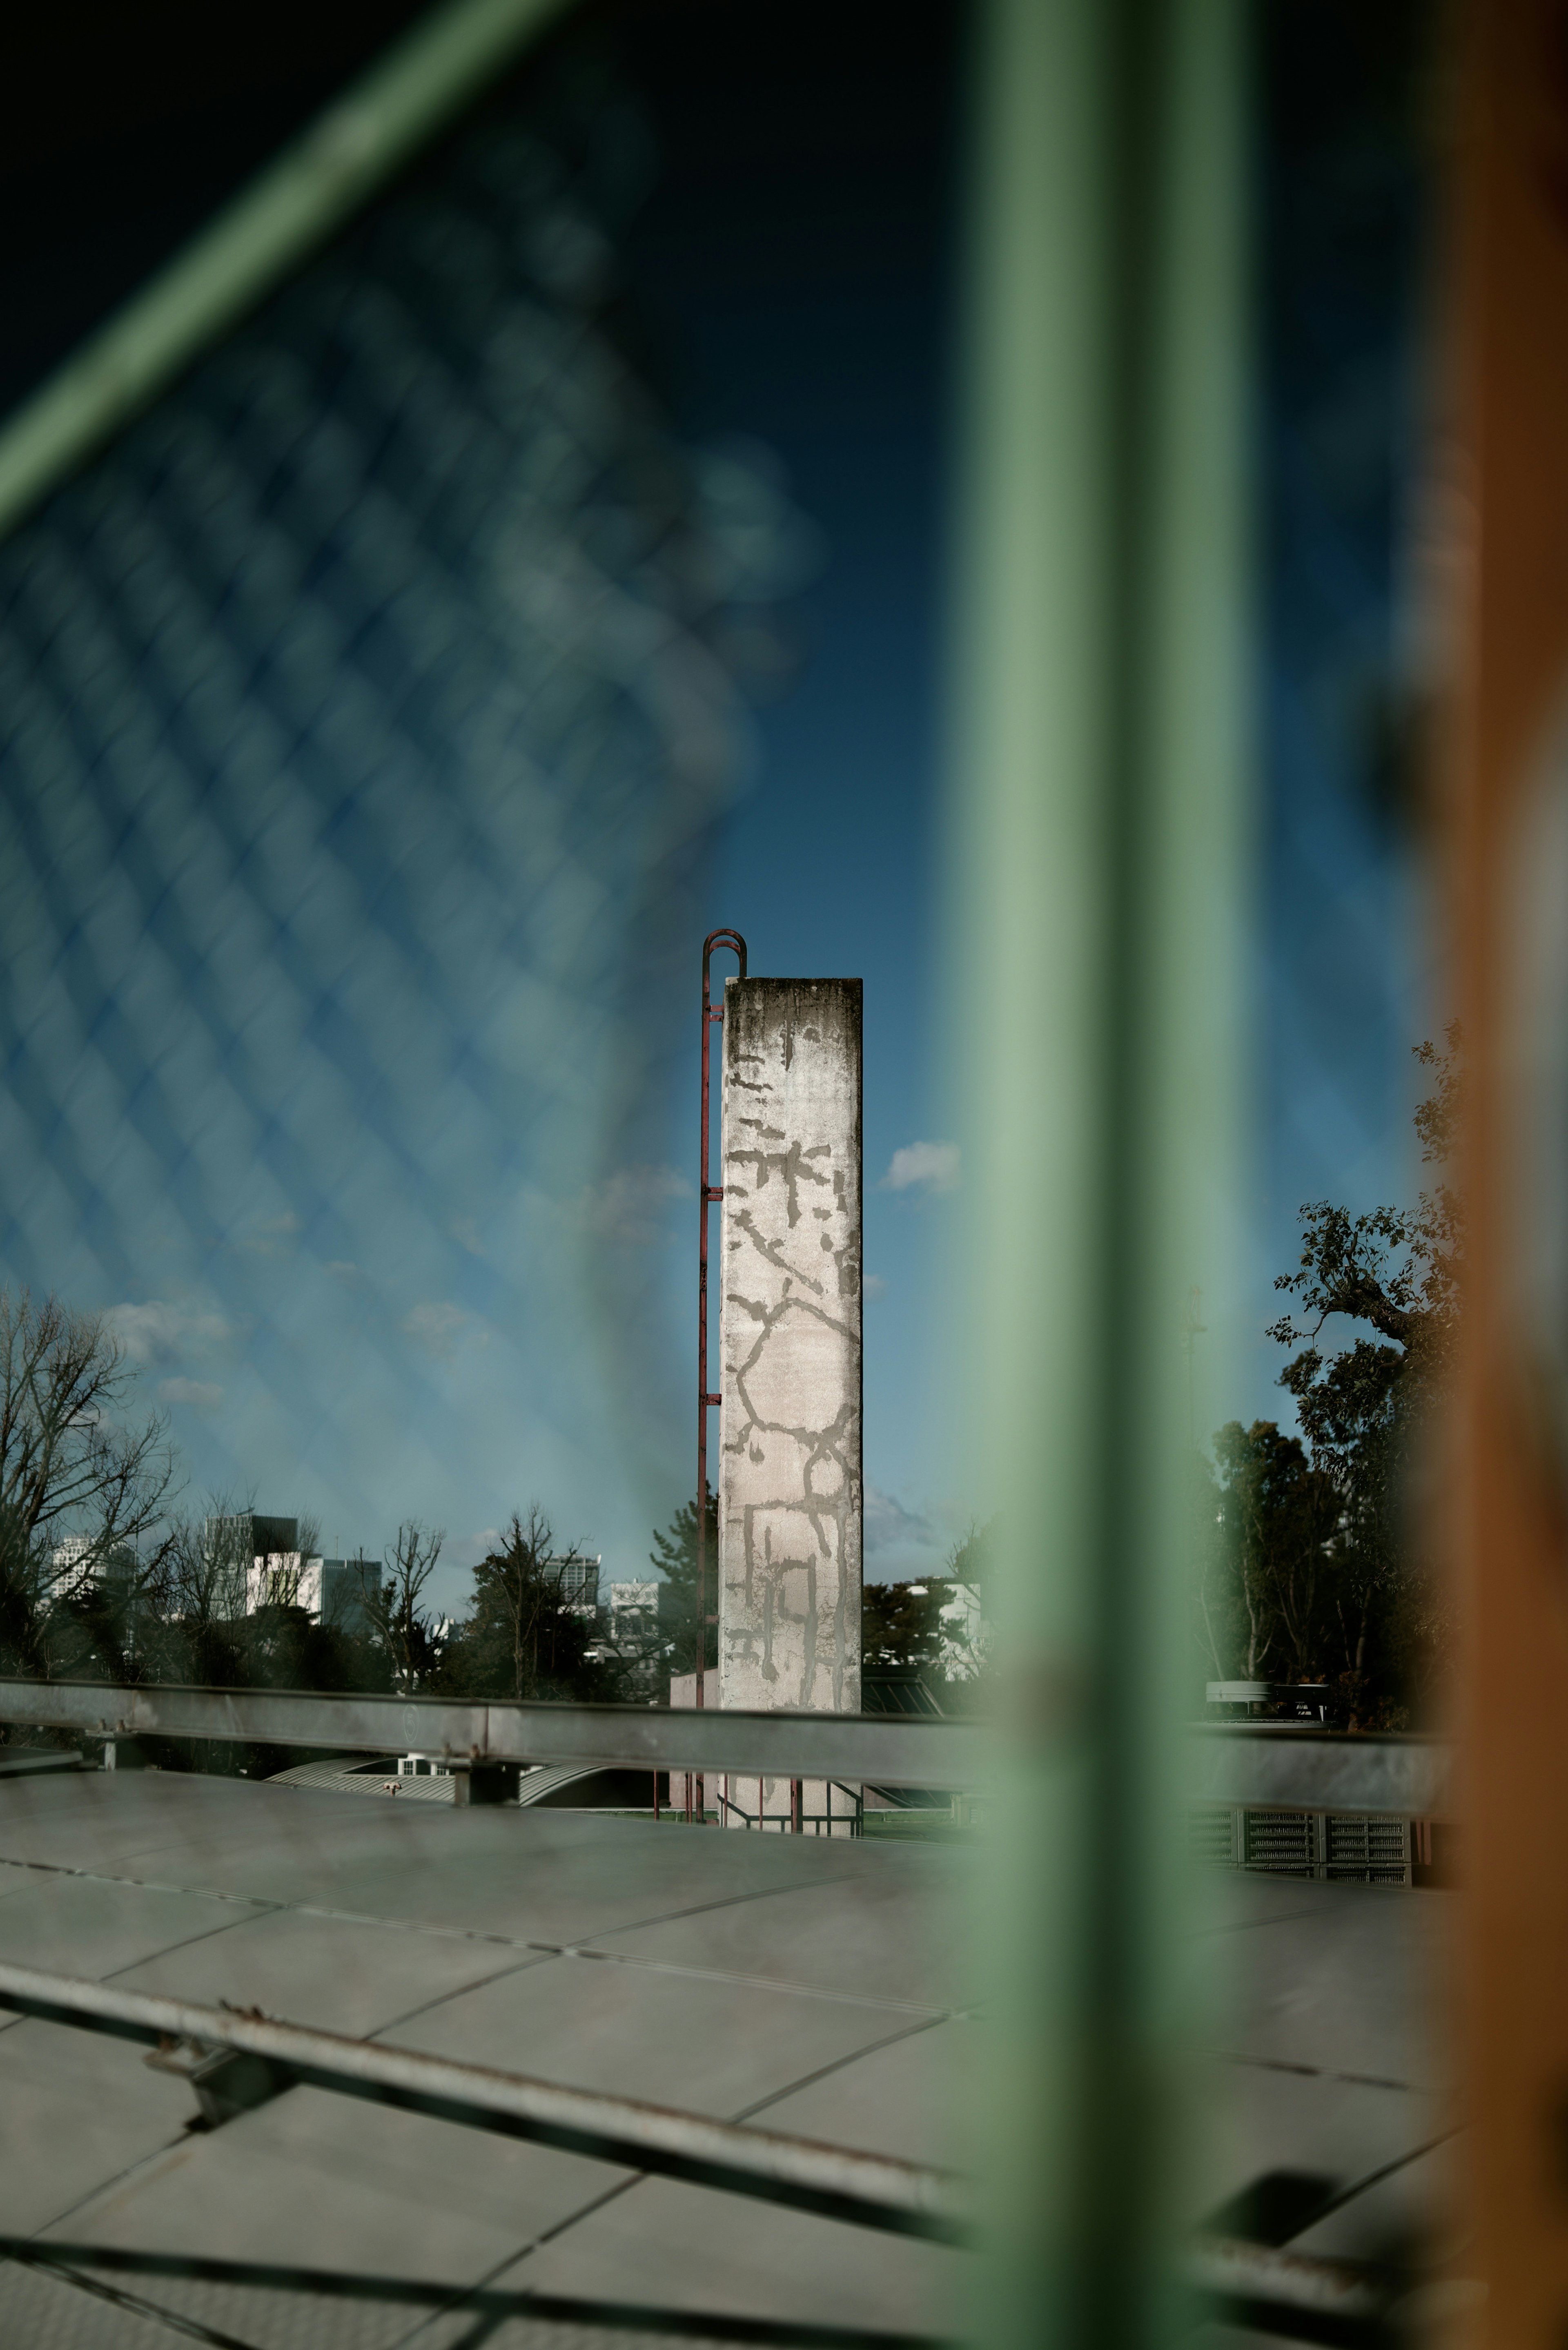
(1289, 2127), (1464, 2232)
(0, 1906), (281, 2039)
(383, 2175), (648, 2350)
(389, 2015), (959, 2343)
(1198, 2048), (1432, 2095)
(0, 1850), (965, 2016)
(1184, 1903), (1375, 1939)
(0, 1844), (897, 1957)
(3, 2250), (263, 2350)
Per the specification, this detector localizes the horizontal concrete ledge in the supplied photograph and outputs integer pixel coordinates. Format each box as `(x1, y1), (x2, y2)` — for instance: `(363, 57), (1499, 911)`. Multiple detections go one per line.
(0, 1960), (969, 2244)
(0, 1685), (1454, 1814)
(0, 1680), (990, 1792)
(1188, 1727), (1453, 1818)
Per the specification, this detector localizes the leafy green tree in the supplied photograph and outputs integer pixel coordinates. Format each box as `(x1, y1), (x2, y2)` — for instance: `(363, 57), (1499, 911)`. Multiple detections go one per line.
(1199, 1422), (1339, 1686)
(648, 1485), (718, 1677)
(862, 1580), (947, 1676)
(1201, 1028), (1464, 1721)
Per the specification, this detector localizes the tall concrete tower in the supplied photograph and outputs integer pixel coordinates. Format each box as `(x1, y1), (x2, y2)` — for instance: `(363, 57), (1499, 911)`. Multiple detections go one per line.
(717, 977), (862, 1832)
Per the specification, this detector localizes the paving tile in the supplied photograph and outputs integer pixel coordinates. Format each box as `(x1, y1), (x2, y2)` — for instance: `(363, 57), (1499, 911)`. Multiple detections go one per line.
(0, 2257), (203, 2349)
(0, 1867), (261, 1983)
(1288, 2134), (1461, 2266)
(0, 1772), (1452, 2350)
(381, 1944), (942, 2117)
(589, 1858), (982, 2012)
(1179, 2054), (1446, 2237)
(116, 1905), (556, 2039)
(739, 2014), (972, 2169)
(0, 2016), (193, 2236)
(1191, 1880), (1450, 2092)
(36, 2083), (628, 2350)
(488, 2170), (969, 2345)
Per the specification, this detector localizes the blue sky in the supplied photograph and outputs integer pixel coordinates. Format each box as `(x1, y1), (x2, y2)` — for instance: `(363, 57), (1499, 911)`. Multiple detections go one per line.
(0, 0), (1439, 1614)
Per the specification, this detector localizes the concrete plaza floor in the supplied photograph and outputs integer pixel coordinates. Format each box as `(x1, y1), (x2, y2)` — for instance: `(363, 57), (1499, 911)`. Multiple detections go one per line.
(0, 1768), (1449, 2346)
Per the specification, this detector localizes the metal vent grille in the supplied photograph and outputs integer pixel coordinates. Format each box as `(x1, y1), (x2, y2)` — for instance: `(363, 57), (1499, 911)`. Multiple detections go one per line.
(1189, 1805), (1238, 1866)
(1243, 1809), (1314, 1874)
(1326, 1813), (1409, 1884)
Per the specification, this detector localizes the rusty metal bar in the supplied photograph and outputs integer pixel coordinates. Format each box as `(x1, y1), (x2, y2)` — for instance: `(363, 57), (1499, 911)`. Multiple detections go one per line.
(0, 1961), (970, 2244)
(697, 927), (746, 1732)
(1184, 2237), (1411, 2346)
(1445, 7), (1568, 2334)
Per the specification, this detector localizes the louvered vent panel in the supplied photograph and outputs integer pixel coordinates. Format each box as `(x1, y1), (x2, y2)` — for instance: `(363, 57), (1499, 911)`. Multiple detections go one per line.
(1243, 1810), (1314, 1874)
(1326, 1814), (1409, 1884)
(1189, 1806), (1238, 1866)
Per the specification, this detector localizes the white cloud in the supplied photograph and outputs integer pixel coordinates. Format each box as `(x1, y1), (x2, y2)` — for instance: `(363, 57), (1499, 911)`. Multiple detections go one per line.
(324, 1261), (363, 1283)
(158, 1378), (224, 1410)
(401, 1302), (475, 1358)
(451, 1216), (484, 1257)
(450, 1526), (501, 1568)
(864, 1485), (934, 1556)
(880, 1141), (960, 1197)
(862, 1274), (888, 1300)
(583, 1164), (691, 1246)
(107, 1300), (232, 1365)
(238, 1211), (301, 1256)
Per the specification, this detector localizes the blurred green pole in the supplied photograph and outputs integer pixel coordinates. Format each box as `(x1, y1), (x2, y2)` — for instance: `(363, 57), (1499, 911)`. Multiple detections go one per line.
(947, 1), (1248, 2343)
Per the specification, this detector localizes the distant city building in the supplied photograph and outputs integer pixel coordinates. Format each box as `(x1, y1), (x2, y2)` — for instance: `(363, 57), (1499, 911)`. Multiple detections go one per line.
(45, 1534), (135, 1608)
(582, 1578), (665, 1693)
(935, 1580), (987, 1679)
(608, 1580), (658, 1637)
(552, 1556), (600, 1612)
(207, 1512), (299, 1562)
(206, 1514), (381, 1630)
(245, 1554), (381, 1631)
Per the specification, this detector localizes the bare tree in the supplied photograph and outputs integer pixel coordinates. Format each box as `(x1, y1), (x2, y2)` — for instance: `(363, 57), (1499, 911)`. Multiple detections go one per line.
(0, 1290), (177, 1677)
(356, 1521), (443, 1692)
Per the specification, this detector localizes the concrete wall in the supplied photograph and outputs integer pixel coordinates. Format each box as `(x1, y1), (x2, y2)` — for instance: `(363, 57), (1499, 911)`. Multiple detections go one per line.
(717, 978), (861, 1828)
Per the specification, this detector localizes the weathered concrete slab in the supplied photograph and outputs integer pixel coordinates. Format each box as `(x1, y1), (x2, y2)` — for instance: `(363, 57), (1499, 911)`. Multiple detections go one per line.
(0, 1772), (969, 2348)
(718, 977), (862, 1831)
(0, 1772), (1450, 2346)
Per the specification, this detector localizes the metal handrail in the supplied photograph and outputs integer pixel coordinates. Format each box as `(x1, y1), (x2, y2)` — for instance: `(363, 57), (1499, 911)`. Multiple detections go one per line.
(0, 1681), (1458, 1813)
(0, 1961), (969, 2245)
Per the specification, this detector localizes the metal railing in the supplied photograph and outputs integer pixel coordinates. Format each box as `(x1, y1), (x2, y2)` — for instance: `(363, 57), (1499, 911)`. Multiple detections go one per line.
(0, 1961), (968, 2245)
(0, 1681), (1459, 1824)
(715, 1779), (865, 1836)
(0, 1677), (987, 1792)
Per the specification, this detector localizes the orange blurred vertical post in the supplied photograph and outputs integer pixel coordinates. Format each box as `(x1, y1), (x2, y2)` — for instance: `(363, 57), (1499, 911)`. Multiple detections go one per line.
(1450, 3), (1568, 2335)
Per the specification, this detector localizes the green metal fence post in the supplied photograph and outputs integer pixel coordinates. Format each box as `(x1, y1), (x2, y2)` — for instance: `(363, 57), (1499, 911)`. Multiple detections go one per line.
(947, 1), (1250, 2341)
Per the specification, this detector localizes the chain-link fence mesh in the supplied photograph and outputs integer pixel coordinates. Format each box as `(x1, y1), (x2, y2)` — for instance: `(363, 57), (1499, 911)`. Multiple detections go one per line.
(0, 77), (804, 1576)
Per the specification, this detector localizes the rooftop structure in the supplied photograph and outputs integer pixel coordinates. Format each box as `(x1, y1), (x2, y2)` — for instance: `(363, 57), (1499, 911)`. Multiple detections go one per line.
(0, 1752), (1446, 2342)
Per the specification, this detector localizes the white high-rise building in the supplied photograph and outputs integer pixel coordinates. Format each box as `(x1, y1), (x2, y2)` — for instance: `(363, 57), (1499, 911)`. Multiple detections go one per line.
(244, 1553), (381, 1630)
